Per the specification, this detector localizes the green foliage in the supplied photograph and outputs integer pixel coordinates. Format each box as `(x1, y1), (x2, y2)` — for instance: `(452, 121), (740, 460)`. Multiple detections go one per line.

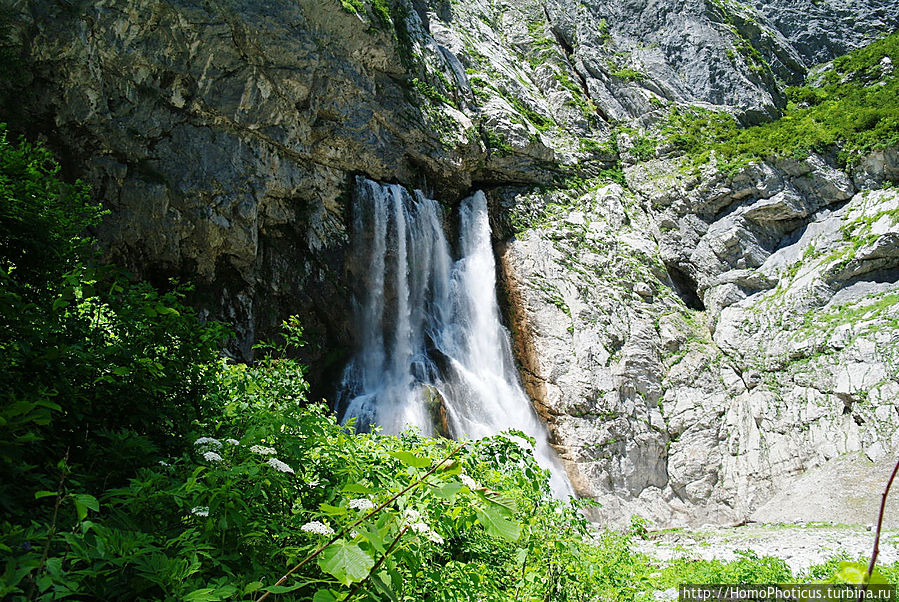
(410, 77), (452, 106)
(370, 0), (414, 69)
(720, 74), (899, 171)
(0, 129), (228, 597)
(627, 31), (899, 172)
(578, 137), (605, 154)
(369, 0), (392, 27)
(657, 105), (741, 157)
(0, 127), (228, 519)
(610, 67), (645, 81)
(629, 515), (650, 538)
(601, 166), (627, 185)
(506, 95), (555, 132)
(730, 36), (770, 75)
(707, 0), (773, 77)
(825, 31), (899, 86)
(0, 129), (101, 287)
(597, 18), (611, 43)
(483, 128), (513, 155)
(651, 550), (792, 588)
(0, 351), (646, 601)
(625, 128), (660, 162)
(339, 0), (363, 15)
(554, 67), (599, 124)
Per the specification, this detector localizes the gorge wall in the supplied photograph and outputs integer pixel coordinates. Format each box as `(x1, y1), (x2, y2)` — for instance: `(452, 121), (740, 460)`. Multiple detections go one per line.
(4, 0), (899, 526)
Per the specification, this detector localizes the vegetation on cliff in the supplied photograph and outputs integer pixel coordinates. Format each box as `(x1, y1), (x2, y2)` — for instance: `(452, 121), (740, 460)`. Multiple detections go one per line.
(629, 30), (899, 171)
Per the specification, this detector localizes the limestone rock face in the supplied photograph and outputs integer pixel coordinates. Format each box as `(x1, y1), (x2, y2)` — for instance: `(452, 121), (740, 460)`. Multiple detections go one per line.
(8, 0), (899, 525)
(546, 0), (791, 122)
(746, 0), (899, 70)
(13, 0), (486, 372)
(498, 158), (899, 527)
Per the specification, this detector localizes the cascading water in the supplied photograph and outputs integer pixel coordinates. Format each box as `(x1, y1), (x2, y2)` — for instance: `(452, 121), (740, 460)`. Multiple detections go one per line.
(337, 177), (573, 497)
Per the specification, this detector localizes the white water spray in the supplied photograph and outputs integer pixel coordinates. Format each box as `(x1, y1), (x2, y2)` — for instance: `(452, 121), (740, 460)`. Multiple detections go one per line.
(337, 178), (573, 497)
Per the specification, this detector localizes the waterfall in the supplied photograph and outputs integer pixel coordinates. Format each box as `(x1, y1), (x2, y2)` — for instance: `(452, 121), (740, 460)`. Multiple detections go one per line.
(337, 177), (573, 497)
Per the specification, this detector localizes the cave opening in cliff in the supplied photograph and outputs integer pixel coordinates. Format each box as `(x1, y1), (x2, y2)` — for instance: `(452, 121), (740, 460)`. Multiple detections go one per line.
(665, 262), (705, 311)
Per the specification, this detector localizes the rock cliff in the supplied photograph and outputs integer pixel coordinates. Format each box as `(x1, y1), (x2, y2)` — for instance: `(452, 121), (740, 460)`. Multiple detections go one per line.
(496, 151), (899, 525)
(4, 0), (898, 525)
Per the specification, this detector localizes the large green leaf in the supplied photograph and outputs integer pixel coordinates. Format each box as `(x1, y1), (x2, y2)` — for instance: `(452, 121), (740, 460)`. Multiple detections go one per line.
(313, 590), (338, 602)
(475, 489), (518, 518)
(433, 481), (462, 501)
(371, 571), (399, 602)
(836, 562), (867, 585)
(318, 540), (375, 586)
(320, 503), (347, 516)
(836, 561), (889, 585)
(72, 494), (99, 521)
(342, 483), (375, 494)
(389, 451), (431, 468)
(358, 520), (391, 555)
(183, 587), (238, 601)
(262, 583), (305, 594)
(475, 507), (520, 542)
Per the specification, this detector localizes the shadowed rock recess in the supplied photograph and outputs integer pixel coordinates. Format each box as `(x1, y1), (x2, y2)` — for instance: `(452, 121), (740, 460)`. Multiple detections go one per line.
(6, 0), (899, 526)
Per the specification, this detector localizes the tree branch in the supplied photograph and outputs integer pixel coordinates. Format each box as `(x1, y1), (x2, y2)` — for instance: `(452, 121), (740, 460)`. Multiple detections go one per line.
(345, 524), (410, 601)
(859, 455), (899, 602)
(255, 441), (467, 602)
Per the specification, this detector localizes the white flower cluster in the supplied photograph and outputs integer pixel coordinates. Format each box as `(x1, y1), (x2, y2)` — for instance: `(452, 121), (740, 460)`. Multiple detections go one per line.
(266, 458), (294, 474)
(402, 508), (421, 523)
(250, 445), (277, 455)
(191, 506), (209, 517)
(202, 451), (223, 463)
(225, 438), (240, 446)
(348, 498), (375, 511)
(409, 521), (430, 535)
(301, 521), (334, 536)
(194, 437), (222, 449)
(410, 521), (444, 545)
(459, 474), (478, 490)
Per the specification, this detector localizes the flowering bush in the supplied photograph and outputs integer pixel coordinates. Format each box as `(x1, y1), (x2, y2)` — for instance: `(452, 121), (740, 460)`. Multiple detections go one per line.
(0, 349), (641, 601)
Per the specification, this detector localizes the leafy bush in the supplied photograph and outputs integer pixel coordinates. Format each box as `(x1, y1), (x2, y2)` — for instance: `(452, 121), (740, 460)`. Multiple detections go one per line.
(1, 341), (649, 600)
(0, 129), (228, 501)
(0, 126), (228, 589)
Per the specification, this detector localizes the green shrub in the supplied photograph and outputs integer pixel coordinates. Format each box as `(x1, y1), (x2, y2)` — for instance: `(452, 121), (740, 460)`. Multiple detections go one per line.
(651, 549), (792, 589)
(1, 346), (642, 600)
(0, 125), (227, 538)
